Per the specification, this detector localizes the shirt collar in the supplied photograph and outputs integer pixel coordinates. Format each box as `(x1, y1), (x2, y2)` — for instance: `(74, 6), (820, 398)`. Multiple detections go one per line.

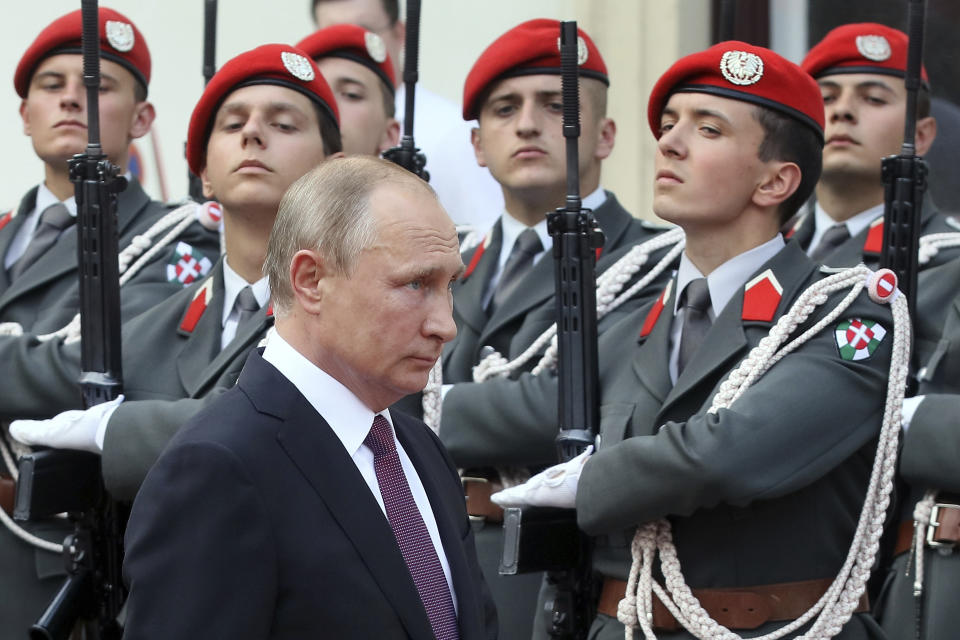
(498, 185), (607, 261)
(221, 256), (271, 327)
(814, 201), (883, 240)
(35, 183), (78, 218)
(674, 234), (785, 317)
(262, 330), (396, 458)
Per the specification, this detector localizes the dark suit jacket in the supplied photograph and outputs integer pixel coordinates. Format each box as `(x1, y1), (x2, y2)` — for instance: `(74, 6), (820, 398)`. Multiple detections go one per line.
(123, 350), (497, 640)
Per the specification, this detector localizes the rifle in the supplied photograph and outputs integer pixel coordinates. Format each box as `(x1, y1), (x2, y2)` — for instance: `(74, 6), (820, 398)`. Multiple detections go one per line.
(188, 0), (217, 201)
(382, 0), (429, 181)
(14, 1), (128, 637)
(880, 0), (927, 326)
(499, 21), (602, 639)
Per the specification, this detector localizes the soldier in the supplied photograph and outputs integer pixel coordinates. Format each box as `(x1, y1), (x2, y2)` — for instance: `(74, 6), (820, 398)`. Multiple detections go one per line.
(296, 23), (400, 155)
(496, 41), (902, 639)
(0, 44), (341, 635)
(872, 256), (960, 639)
(1, 7), (219, 334)
(792, 24), (956, 273)
(426, 19), (678, 640)
(310, 0), (504, 230)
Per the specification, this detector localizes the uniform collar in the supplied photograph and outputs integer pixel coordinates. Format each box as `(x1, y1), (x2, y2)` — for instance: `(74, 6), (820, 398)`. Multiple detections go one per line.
(673, 233), (785, 318)
(35, 182), (78, 218)
(262, 330), (397, 459)
(811, 201), (883, 251)
(221, 256), (270, 327)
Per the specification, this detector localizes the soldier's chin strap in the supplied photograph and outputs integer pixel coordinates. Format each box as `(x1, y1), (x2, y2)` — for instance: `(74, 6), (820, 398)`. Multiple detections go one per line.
(618, 264), (911, 640)
(420, 228), (686, 435)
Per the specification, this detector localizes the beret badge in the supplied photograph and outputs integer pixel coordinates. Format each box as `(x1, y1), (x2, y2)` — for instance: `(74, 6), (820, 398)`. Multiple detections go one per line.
(364, 32), (387, 63)
(720, 50), (764, 85)
(855, 35), (892, 62)
(105, 20), (134, 52)
(281, 51), (315, 81)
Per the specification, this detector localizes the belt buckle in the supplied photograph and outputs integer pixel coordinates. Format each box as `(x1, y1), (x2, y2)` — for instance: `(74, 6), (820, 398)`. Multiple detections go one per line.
(926, 502), (960, 549)
(462, 476), (489, 526)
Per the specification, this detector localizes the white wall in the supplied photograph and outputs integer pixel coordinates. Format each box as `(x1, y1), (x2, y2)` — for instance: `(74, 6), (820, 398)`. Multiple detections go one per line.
(0, 1), (709, 219)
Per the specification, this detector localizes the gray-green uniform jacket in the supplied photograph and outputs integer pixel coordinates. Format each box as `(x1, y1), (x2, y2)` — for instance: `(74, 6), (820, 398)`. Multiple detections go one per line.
(0, 259), (271, 638)
(874, 257), (960, 640)
(577, 242), (893, 640)
(0, 181), (219, 333)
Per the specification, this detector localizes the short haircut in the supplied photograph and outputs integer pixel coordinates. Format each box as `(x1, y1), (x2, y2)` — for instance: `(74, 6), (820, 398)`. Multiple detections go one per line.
(311, 0), (399, 25)
(752, 107), (824, 224)
(264, 156), (435, 316)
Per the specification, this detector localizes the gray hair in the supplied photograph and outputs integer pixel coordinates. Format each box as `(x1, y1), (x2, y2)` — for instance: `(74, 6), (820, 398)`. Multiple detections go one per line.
(264, 156), (436, 316)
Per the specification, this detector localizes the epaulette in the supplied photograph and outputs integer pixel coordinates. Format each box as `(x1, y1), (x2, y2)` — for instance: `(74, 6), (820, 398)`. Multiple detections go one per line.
(178, 278), (215, 334)
(0, 211), (13, 232)
(862, 217), (884, 255)
(742, 269), (783, 322)
(639, 279), (673, 339)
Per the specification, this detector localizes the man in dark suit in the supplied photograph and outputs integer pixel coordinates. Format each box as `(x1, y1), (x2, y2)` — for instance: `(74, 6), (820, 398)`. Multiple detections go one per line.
(123, 156), (497, 639)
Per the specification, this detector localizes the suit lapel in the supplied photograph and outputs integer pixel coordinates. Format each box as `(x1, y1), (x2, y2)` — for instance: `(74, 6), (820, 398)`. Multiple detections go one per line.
(176, 266), (226, 394)
(0, 200), (32, 293)
(632, 281), (676, 406)
(115, 179), (150, 235)
(245, 357), (435, 640)
(191, 310), (272, 396)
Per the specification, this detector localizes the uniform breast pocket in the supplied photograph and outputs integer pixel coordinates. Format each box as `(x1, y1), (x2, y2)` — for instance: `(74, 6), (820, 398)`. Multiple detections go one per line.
(598, 403), (635, 450)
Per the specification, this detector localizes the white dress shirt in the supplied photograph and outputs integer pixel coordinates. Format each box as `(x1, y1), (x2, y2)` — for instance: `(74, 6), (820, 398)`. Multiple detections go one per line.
(669, 234), (785, 382)
(220, 257), (270, 349)
(3, 183), (78, 269)
(482, 185), (607, 309)
(806, 202), (883, 257)
(262, 331), (458, 612)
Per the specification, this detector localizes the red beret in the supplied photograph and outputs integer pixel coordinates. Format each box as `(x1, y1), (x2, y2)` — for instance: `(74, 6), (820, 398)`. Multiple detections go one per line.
(14, 7), (150, 98)
(648, 41), (824, 139)
(186, 44), (340, 175)
(462, 18), (608, 121)
(802, 23), (929, 86)
(296, 24), (396, 94)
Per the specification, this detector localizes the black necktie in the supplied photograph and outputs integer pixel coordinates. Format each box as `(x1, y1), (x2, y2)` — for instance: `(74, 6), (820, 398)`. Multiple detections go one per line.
(490, 228), (543, 314)
(809, 224), (850, 262)
(677, 278), (712, 376)
(234, 285), (260, 327)
(10, 202), (74, 280)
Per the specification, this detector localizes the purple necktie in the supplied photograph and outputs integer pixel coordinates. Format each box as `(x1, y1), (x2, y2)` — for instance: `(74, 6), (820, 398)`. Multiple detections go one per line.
(364, 414), (459, 640)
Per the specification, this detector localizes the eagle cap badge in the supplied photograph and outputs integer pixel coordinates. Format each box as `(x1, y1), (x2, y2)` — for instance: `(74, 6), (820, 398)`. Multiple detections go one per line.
(105, 20), (135, 53)
(364, 32), (387, 63)
(720, 50), (764, 85)
(281, 51), (315, 82)
(856, 35), (892, 62)
(556, 35), (589, 65)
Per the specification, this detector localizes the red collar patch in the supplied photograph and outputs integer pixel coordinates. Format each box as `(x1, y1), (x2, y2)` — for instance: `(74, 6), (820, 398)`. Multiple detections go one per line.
(862, 217), (884, 255)
(462, 235), (489, 280)
(0, 211), (12, 232)
(179, 278), (215, 334)
(639, 280), (673, 339)
(266, 303), (274, 318)
(742, 269), (783, 322)
(784, 214), (805, 240)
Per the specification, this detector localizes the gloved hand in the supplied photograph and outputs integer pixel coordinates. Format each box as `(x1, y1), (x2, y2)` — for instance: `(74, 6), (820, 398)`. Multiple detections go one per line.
(491, 445), (593, 509)
(9, 395), (124, 454)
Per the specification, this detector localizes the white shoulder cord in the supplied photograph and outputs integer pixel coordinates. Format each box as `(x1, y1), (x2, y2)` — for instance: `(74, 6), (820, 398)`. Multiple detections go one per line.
(618, 264), (911, 640)
(420, 228), (685, 432)
(918, 231), (960, 266)
(0, 201), (219, 552)
(0, 201), (218, 343)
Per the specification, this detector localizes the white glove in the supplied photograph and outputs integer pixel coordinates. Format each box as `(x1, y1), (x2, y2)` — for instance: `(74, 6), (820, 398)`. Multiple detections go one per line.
(900, 395), (925, 432)
(491, 445), (593, 509)
(9, 395), (124, 454)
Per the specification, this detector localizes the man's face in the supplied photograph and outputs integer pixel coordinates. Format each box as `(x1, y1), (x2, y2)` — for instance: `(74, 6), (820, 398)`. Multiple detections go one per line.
(471, 74), (609, 203)
(319, 183), (462, 410)
(316, 56), (398, 155)
(20, 54), (150, 169)
(652, 92), (767, 230)
(200, 84), (329, 213)
(818, 72), (909, 182)
(313, 0), (404, 78)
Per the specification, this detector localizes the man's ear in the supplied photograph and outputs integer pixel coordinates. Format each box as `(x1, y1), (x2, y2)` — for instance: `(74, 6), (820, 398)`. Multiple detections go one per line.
(379, 117), (401, 153)
(128, 101), (156, 140)
(753, 161), (801, 210)
(290, 249), (327, 314)
(19, 100), (31, 136)
(199, 164), (215, 200)
(915, 116), (937, 156)
(470, 126), (487, 167)
(593, 117), (616, 161)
